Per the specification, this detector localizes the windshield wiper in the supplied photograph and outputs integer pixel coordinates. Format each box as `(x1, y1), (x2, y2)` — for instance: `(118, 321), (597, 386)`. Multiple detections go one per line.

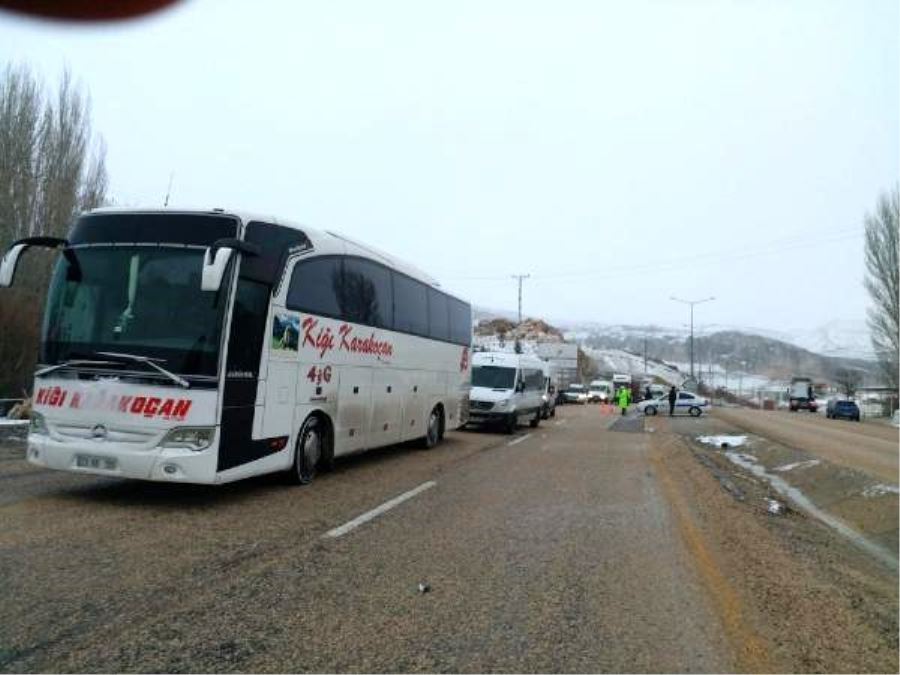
(94, 351), (191, 389)
(35, 359), (123, 378)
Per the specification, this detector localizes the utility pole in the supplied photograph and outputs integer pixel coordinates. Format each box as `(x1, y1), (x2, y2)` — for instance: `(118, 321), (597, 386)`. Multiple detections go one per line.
(670, 296), (715, 381)
(643, 335), (647, 375)
(511, 274), (530, 325)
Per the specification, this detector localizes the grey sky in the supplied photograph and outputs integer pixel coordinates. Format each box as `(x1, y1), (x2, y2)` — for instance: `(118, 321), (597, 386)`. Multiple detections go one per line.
(0, 0), (896, 334)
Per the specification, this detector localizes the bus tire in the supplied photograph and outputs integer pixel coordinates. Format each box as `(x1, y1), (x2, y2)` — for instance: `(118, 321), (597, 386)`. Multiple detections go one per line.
(420, 405), (443, 449)
(290, 416), (324, 485)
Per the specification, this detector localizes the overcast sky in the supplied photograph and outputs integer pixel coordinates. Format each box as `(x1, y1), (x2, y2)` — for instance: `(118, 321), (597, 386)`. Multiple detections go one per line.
(0, 0), (896, 335)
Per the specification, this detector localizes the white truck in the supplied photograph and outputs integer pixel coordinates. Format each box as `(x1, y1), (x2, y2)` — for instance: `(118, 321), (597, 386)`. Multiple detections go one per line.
(588, 379), (613, 403)
(468, 352), (547, 433)
(788, 377), (818, 412)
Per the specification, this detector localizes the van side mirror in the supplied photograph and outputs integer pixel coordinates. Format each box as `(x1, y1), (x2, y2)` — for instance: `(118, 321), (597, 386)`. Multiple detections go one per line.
(516, 381), (525, 393)
(201, 238), (261, 292)
(0, 236), (69, 288)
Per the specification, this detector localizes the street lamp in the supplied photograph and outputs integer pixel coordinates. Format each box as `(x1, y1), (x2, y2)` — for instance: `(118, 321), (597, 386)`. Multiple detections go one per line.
(671, 296), (715, 381)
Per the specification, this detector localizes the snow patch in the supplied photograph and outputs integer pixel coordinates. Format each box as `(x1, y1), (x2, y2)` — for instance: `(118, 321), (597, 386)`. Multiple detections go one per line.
(862, 484), (900, 498)
(696, 434), (748, 448)
(773, 459), (821, 473)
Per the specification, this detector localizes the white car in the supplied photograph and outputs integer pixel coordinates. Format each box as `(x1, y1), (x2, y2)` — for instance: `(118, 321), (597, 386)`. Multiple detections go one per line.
(638, 391), (709, 417)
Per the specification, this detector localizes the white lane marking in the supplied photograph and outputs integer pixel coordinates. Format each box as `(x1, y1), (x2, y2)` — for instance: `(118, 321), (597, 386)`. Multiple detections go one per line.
(554, 419), (568, 426)
(507, 433), (532, 446)
(324, 480), (437, 538)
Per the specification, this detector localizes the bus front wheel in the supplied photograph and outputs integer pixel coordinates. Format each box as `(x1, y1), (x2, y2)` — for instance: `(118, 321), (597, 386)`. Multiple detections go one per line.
(292, 416), (324, 485)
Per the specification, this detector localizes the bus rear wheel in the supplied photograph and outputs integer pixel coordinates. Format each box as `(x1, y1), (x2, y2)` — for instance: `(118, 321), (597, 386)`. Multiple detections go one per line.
(291, 416), (324, 485)
(421, 405), (444, 449)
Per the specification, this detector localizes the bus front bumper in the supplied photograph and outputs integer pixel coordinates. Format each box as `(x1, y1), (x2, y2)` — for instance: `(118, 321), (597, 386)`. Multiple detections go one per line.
(26, 434), (219, 484)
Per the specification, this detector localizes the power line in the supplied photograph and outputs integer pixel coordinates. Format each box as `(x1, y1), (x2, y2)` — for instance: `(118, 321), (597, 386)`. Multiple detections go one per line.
(438, 226), (862, 284)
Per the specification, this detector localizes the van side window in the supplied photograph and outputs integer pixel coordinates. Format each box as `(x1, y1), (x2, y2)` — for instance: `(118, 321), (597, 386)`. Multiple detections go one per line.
(286, 257), (343, 318)
(393, 273), (428, 336)
(342, 257), (392, 329)
(428, 288), (450, 340)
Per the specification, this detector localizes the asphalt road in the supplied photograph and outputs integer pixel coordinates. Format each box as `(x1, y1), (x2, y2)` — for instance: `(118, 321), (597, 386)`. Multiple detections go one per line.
(711, 407), (899, 482)
(0, 405), (896, 672)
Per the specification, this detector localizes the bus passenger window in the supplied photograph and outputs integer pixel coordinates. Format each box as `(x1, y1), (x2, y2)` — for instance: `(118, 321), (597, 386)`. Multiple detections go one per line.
(428, 289), (450, 341)
(287, 258), (343, 318)
(393, 273), (428, 336)
(341, 258), (392, 328)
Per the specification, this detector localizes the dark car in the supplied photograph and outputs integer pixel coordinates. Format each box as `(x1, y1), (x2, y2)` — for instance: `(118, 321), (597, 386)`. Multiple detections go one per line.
(826, 399), (860, 421)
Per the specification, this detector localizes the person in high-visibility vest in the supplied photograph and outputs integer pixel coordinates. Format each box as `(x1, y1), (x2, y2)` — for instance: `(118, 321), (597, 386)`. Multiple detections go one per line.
(616, 385), (631, 416)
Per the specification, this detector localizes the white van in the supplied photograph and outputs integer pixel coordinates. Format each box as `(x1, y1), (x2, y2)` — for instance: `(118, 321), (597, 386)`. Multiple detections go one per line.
(588, 379), (613, 403)
(468, 352), (547, 433)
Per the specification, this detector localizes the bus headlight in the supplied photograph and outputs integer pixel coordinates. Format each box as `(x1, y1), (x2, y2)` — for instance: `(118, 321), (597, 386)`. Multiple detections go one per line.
(30, 411), (48, 435)
(159, 427), (215, 451)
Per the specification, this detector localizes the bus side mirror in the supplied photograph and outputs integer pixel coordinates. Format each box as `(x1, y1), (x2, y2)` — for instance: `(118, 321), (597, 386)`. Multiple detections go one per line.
(0, 236), (69, 288)
(0, 243), (28, 287)
(201, 247), (233, 292)
(201, 238), (261, 292)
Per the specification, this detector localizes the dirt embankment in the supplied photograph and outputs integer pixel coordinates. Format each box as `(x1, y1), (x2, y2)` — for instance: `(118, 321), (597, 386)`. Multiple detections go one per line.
(650, 415), (898, 673)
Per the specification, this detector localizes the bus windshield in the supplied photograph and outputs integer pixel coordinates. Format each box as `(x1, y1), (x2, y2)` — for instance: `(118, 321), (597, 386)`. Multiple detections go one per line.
(41, 246), (231, 377)
(472, 365), (517, 389)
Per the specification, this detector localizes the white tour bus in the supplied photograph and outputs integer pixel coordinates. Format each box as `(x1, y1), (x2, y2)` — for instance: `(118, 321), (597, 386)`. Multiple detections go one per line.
(0, 208), (472, 485)
(467, 351), (547, 433)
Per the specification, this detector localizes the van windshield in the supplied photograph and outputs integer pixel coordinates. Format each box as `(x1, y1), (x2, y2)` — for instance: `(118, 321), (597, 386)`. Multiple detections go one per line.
(472, 365), (516, 389)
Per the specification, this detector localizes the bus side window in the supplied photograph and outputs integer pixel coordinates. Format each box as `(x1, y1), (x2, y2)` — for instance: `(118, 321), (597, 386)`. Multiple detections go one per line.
(393, 273), (428, 336)
(448, 297), (471, 346)
(341, 257), (392, 329)
(286, 257), (343, 318)
(427, 288), (450, 341)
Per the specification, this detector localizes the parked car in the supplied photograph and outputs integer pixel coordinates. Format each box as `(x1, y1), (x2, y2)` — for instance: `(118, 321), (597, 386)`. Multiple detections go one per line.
(638, 391), (709, 417)
(562, 384), (589, 404)
(826, 399), (860, 422)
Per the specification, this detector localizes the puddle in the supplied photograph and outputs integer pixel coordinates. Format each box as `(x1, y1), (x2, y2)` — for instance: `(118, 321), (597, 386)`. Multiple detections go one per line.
(724, 450), (898, 570)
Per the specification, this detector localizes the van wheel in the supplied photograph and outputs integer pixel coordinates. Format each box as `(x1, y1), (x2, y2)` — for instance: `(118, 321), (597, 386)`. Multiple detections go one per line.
(291, 416), (323, 485)
(550, 406), (556, 418)
(529, 409), (541, 428)
(504, 413), (517, 435)
(420, 406), (443, 449)
(689, 406), (702, 417)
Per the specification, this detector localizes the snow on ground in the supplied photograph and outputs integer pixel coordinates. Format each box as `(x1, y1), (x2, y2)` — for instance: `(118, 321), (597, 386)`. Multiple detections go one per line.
(861, 484), (900, 498)
(773, 460), (821, 473)
(696, 435), (749, 448)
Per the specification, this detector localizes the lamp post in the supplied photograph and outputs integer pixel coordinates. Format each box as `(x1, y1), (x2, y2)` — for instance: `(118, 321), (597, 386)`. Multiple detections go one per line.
(671, 296), (715, 381)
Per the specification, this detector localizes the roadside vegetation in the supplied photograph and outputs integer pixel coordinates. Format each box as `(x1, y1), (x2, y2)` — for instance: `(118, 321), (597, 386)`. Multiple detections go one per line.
(0, 64), (108, 397)
(863, 186), (899, 389)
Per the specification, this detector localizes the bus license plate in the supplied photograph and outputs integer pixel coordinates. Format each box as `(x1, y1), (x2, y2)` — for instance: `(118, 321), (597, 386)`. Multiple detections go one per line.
(75, 454), (117, 471)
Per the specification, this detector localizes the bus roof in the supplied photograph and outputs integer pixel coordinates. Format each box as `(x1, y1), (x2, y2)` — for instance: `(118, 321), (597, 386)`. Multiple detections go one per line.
(85, 206), (447, 295)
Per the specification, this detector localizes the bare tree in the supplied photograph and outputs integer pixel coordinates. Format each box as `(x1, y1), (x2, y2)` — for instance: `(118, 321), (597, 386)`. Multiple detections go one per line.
(0, 64), (108, 396)
(864, 186), (899, 389)
(833, 366), (864, 398)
